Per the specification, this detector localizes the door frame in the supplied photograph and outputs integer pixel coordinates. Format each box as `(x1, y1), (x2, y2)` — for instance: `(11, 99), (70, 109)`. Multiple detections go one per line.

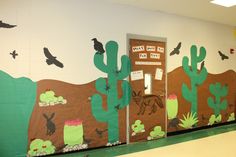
(126, 34), (167, 143)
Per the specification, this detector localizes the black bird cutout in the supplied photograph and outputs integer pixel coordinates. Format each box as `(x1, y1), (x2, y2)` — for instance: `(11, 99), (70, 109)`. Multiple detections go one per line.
(0, 20), (17, 28)
(170, 42), (181, 56)
(10, 50), (18, 59)
(43, 47), (64, 68)
(200, 61), (205, 70)
(218, 51), (229, 60)
(92, 38), (105, 55)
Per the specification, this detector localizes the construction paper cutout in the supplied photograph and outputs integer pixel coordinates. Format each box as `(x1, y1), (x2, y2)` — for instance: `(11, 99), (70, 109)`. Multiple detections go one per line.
(92, 38), (105, 55)
(155, 68), (163, 80)
(200, 60), (205, 70)
(170, 42), (181, 56)
(207, 82), (228, 116)
(139, 53), (147, 59)
(39, 90), (67, 106)
(43, 47), (64, 68)
(146, 45), (156, 52)
(91, 40), (131, 145)
(218, 51), (229, 60)
(132, 45), (145, 52)
(130, 70), (143, 81)
(132, 91), (163, 115)
(227, 113), (235, 122)
(179, 112), (198, 129)
(150, 53), (160, 59)
(157, 46), (164, 53)
(208, 114), (222, 125)
(43, 113), (56, 136)
(230, 48), (234, 54)
(147, 126), (165, 140)
(135, 61), (162, 65)
(10, 50), (18, 59)
(167, 94), (178, 120)
(131, 120), (145, 136)
(28, 139), (55, 156)
(0, 20), (16, 28)
(182, 45), (208, 115)
(95, 128), (108, 138)
(144, 73), (152, 95)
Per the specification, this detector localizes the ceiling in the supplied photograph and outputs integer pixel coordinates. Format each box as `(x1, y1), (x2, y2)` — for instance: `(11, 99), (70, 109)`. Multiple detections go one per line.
(105, 0), (236, 26)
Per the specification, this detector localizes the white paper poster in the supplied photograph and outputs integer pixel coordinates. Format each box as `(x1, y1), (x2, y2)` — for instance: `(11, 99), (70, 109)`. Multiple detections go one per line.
(155, 68), (163, 80)
(130, 70), (144, 81)
(132, 45), (145, 52)
(146, 46), (156, 52)
(157, 46), (165, 53)
(139, 53), (147, 59)
(150, 53), (160, 59)
(135, 61), (162, 66)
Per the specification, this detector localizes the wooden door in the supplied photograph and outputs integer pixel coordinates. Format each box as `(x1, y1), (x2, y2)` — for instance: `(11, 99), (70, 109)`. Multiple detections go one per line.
(128, 38), (166, 142)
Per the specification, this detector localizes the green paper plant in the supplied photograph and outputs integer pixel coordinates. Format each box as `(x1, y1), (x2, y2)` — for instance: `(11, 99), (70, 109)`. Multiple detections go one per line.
(207, 82), (228, 116)
(28, 139), (55, 157)
(147, 126), (165, 140)
(179, 112), (198, 129)
(91, 41), (131, 145)
(39, 90), (67, 106)
(208, 114), (222, 125)
(182, 45), (208, 116)
(167, 94), (178, 120)
(131, 120), (145, 136)
(227, 113), (235, 122)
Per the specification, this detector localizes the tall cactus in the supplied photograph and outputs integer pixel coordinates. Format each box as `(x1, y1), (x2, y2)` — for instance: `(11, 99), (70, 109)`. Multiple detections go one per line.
(182, 45), (208, 115)
(91, 41), (131, 144)
(207, 82), (228, 116)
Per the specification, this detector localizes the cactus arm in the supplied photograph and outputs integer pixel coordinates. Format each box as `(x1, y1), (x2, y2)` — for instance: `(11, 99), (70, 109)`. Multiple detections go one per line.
(182, 83), (193, 102)
(94, 53), (108, 73)
(196, 67), (208, 85)
(190, 45), (198, 72)
(182, 56), (193, 77)
(118, 80), (131, 109)
(91, 94), (108, 122)
(95, 77), (108, 95)
(207, 97), (215, 109)
(219, 99), (228, 110)
(197, 47), (206, 62)
(117, 56), (131, 80)
(221, 86), (228, 97)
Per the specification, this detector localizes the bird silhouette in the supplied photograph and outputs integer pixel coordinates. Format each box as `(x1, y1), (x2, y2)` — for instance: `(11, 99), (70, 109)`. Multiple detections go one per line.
(10, 50), (18, 59)
(95, 128), (108, 138)
(218, 51), (229, 60)
(43, 47), (64, 68)
(170, 42), (181, 56)
(200, 61), (205, 70)
(0, 20), (17, 28)
(92, 38), (105, 54)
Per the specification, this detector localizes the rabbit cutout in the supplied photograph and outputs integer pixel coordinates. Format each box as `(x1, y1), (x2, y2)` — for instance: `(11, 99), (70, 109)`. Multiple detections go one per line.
(43, 113), (56, 136)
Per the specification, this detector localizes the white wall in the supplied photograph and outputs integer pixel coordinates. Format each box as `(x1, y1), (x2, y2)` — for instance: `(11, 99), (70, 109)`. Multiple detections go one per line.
(0, 0), (235, 84)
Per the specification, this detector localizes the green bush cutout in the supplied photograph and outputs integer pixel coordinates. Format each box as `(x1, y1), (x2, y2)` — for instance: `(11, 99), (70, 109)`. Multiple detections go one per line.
(147, 126), (165, 140)
(227, 113), (235, 122)
(167, 94), (178, 120)
(131, 120), (145, 136)
(182, 45), (208, 116)
(91, 41), (131, 145)
(207, 82), (228, 116)
(39, 90), (67, 106)
(208, 114), (222, 125)
(179, 112), (198, 129)
(28, 139), (55, 156)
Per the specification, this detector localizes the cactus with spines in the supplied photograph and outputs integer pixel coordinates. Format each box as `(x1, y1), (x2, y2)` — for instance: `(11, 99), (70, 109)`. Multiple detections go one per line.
(207, 82), (228, 116)
(91, 40), (131, 144)
(182, 45), (208, 116)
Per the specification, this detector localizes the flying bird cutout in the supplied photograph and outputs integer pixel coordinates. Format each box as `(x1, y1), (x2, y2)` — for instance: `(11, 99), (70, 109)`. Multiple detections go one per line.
(218, 51), (229, 60)
(43, 47), (64, 68)
(0, 20), (17, 28)
(10, 50), (18, 59)
(92, 38), (105, 55)
(170, 42), (181, 56)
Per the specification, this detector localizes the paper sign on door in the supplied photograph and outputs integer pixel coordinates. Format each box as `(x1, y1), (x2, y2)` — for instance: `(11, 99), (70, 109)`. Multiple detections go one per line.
(130, 70), (144, 81)
(139, 53), (147, 59)
(155, 68), (163, 80)
(132, 45), (145, 52)
(150, 53), (160, 59)
(157, 47), (164, 53)
(146, 46), (156, 52)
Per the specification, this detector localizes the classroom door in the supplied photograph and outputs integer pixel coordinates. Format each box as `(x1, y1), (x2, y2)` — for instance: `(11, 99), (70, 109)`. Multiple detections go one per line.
(128, 38), (166, 142)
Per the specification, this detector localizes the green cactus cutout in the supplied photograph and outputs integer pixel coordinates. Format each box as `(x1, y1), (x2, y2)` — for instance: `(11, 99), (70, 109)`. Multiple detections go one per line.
(91, 41), (131, 144)
(166, 94), (178, 120)
(28, 139), (55, 156)
(131, 120), (145, 136)
(182, 45), (208, 116)
(208, 114), (222, 125)
(147, 126), (165, 140)
(207, 82), (228, 116)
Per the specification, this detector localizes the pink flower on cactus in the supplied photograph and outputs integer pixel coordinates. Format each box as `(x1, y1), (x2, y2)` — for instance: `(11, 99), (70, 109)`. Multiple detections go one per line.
(64, 119), (82, 126)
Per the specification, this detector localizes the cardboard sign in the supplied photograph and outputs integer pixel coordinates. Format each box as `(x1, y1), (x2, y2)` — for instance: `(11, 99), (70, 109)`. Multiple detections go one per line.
(157, 46), (164, 53)
(146, 46), (156, 52)
(150, 53), (160, 59)
(135, 61), (162, 66)
(139, 53), (147, 59)
(132, 45), (145, 52)
(155, 68), (163, 80)
(130, 70), (144, 81)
